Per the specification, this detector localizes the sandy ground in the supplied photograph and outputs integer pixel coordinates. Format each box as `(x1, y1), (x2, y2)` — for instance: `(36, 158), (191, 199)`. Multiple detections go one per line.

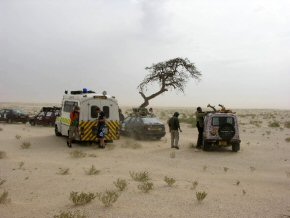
(0, 104), (290, 218)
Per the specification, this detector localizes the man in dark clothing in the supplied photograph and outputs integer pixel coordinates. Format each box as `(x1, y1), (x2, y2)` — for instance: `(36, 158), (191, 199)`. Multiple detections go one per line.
(168, 112), (182, 149)
(119, 108), (125, 122)
(96, 107), (106, 149)
(195, 107), (206, 149)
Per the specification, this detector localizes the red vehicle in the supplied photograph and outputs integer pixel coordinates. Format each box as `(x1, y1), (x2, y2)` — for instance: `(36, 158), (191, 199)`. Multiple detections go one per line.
(29, 107), (61, 126)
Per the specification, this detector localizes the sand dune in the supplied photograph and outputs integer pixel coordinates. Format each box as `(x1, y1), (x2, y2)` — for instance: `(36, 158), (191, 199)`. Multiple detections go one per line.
(0, 103), (290, 218)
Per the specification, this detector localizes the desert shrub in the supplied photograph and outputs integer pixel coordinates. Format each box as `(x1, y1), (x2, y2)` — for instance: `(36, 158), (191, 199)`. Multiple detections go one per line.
(15, 134), (21, 139)
(0, 190), (10, 204)
(53, 210), (86, 218)
(191, 181), (199, 190)
(0, 151), (6, 159)
(96, 190), (119, 207)
(137, 182), (154, 193)
(170, 151), (175, 158)
(284, 121), (290, 129)
(84, 165), (100, 175)
(224, 167), (229, 172)
(164, 176), (176, 187)
(236, 180), (240, 186)
(268, 121), (280, 128)
(285, 137), (290, 143)
(18, 161), (24, 169)
(129, 171), (150, 182)
(0, 178), (6, 186)
(70, 192), (96, 206)
(57, 168), (70, 175)
(249, 120), (262, 127)
(69, 150), (87, 158)
(20, 141), (31, 149)
(196, 191), (207, 203)
(113, 178), (128, 192)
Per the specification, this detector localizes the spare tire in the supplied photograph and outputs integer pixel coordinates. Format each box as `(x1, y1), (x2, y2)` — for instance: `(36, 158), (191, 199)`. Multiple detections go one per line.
(218, 123), (235, 140)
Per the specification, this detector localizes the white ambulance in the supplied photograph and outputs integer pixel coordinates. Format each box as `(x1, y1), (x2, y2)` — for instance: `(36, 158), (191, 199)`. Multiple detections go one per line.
(55, 89), (120, 142)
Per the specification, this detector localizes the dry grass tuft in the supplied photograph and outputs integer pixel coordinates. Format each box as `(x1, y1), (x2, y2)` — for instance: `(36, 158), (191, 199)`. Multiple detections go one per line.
(250, 166), (256, 172)
(15, 134), (21, 140)
(268, 121), (280, 128)
(88, 153), (97, 158)
(224, 167), (229, 172)
(84, 165), (100, 175)
(129, 171), (150, 182)
(164, 176), (176, 187)
(53, 210), (86, 218)
(191, 181), (199, 190)
(69, 150), (87, 158)
(285, 137), (290, 143)
(96, 190), (119, 207)
(284, 121), (290, 129)
(170, 151), (176, 158)
(242, 189), (246, 195)
(137, 181), (154, 193)
(70, 192), (96, 206)
(18, 161), (24, 169)
(113, 178), (128, 192)
(196, 191), (207, 203)
(236, 180), (240, 186)
(0, 178), (6, 186)
(20, 141), (31, 149)
(0, 190), (11, 204)
(0, 151), (6, 159)
(0, 127), (3, 131)
(57, 168), (70, 175)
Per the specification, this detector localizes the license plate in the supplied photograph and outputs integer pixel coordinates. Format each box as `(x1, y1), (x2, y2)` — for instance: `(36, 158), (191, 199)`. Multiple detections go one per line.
(219, 141), (227, 146)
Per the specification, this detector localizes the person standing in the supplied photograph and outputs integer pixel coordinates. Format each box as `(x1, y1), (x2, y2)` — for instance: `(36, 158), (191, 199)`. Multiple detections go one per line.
(168, 112), (182, 149)
(195, 107), (206, 149)
(67, 105), (80, 148)
(118, 108), (125, 122)
(96, 107), (106, 149)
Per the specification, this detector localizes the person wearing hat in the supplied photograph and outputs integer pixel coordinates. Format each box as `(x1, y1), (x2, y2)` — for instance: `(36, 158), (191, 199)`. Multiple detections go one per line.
(168, 112), (182, 149)
(195, 107), (206, 149)
(67, 105), (80, 148)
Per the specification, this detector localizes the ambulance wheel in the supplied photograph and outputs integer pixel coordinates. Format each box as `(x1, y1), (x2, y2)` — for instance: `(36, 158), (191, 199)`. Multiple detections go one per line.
(55, 125), (62, 136)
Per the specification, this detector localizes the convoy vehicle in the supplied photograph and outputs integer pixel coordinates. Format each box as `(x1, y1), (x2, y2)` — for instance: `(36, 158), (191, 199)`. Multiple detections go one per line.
(120, 108), (166, 140)
(203, 104), (241, 152)
(29, 107), (61, 126)
(55, 89), (120, 142)
(0, 109), (29, 124)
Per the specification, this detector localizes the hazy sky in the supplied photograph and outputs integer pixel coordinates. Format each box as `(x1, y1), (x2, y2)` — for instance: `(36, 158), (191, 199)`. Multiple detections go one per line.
(1, 0), (290, 109)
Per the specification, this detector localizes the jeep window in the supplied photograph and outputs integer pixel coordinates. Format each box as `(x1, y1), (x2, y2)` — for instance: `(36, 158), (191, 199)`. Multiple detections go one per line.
(91, 106), (99, 118)
(142, 117), (163, 125)
(63, 101), (78, 112)
(212, 117), (234, 126)
(103, 106), (109, 118)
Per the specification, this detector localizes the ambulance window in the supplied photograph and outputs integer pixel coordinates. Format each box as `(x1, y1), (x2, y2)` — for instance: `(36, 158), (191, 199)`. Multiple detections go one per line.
(64, 101), (78, 112)
(91, 106), (99, 118)
(103, 106), (109, 118)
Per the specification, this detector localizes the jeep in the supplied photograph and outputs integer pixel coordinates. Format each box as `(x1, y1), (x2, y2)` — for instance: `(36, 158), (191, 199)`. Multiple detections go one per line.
(203, 105), (241, 152)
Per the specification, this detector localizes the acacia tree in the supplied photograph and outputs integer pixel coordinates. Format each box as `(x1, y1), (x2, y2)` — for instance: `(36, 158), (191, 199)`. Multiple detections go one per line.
(138, 57), (202, 108)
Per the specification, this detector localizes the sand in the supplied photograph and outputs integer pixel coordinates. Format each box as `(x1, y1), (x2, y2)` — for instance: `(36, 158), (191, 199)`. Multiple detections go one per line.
(0, 103), (290, 218)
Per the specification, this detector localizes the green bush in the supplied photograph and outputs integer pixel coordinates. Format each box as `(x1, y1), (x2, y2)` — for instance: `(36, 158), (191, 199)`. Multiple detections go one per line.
(268, 121), (280, 128)
(137, 182), (154, 193)
(114, 178), (128, 192)
(96, 190), (119, 207)
(69, 192), (96, 206)
(129, 171), (150, 182)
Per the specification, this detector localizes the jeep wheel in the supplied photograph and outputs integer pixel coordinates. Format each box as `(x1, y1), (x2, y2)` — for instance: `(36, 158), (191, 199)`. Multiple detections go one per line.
(232, 142), (240, 152)
(218, 123), (235, 141)
(203, 141), (212, 151)
(55, 125), (62, 136)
